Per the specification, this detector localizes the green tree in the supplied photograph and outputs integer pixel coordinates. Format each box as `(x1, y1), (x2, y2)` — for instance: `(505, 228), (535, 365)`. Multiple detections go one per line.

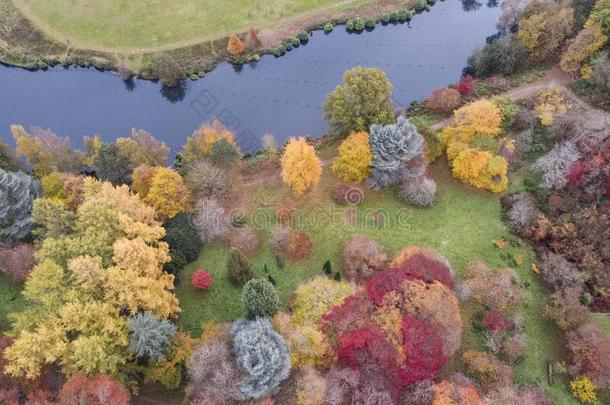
(0, 141), (23, 172)
(242, 279), (281, 318)
(323, 67), (395, 136)
(94, 143), (132, 185)
(227, 248), (253, 285)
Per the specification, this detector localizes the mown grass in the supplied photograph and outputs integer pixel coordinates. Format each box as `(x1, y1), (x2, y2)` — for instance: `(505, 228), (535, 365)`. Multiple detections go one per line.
(0, 273), (24, 333)
(175, 159), (577, 403)
(18, 0), (376, 48)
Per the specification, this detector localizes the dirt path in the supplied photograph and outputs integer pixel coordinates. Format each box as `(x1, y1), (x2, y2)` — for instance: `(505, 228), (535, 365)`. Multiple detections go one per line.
(244, 68), (610, 187)
(430, 66), (610, 132)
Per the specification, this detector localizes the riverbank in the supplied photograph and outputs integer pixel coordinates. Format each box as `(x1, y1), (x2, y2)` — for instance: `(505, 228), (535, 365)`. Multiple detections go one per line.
(1, 0), (440, 85)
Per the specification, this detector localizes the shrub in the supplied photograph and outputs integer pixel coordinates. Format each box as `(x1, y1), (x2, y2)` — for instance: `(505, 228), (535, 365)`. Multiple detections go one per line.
(128, 312), (177, 362)
(534, 88), (570, 126)
(367, 117), (426, 190)
(462, 350), (513, 391)
(401, 316), (447, 384)
(566, 321), (610, 387)
(502, 334), (526, 363)
(297, 30), (309, 42)
(538, 252), (587, 291)
(506, 192), (537, 229)
(227, 248), (253, 285)
(209, 139), (241, 169)
(180, 120), (235, 168)
(591, 52), (610, 89)
(229, 227), (261, 257)
(323, 22), (334, 33)
(231, 318), (291, 399)
(227, 35), (246, 56)
(193, 198), (230, 244)
(456, 75), (475, 96)
(281, 137), (322, 196)
(323, 67), (394, 136)
(333, 183), (364, 205)
(131, 164), (158, 197)
(94, 143), (132, 185)
(492, 96), (517, 130)
(452, 148), (508, 193)
(185, 160), (235, 202)
(482, 310), (512, 332)
(0, 243), (36, 282)
(346, 18), (366, 31)
(560, 23), (607, 76)
(391, 247), (453, 278)
(570, 376), (597, 404)
(242, 279), (281, 318)
(415, 0), (427, 11)
(426, 87), (461, 112)
(398, 176), (438, 207)
(295, 367), (326, 405)
(332, 131), (372, 182)
(191, 270), (213, 291)
(532, 141), (580, 189)
(462, 263), (521, 312)
(545, 287), (589, 330)
(342, 235), (387, 282)
(325, 368), (393, 405)
(273, 230), (312, 261)
(276, 202), (296, 225)
(0, 169), (41, 241)
(187, 339), (242, 403)
(58, 374), (130, 405)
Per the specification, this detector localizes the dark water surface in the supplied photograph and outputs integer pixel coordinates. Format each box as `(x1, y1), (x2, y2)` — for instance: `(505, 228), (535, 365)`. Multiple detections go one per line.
(0, 0), (500, 153)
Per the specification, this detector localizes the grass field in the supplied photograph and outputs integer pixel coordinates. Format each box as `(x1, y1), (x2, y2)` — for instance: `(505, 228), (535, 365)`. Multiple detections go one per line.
(175, 159), (578, 403)
(15, 0), (375, 49)
(0, 273), (25, 333)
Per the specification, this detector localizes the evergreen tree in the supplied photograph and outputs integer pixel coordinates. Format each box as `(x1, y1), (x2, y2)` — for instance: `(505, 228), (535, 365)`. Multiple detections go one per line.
(0, 169), (41, 240)
(227, 248), (253, 285)
(367, 117), (425, 190)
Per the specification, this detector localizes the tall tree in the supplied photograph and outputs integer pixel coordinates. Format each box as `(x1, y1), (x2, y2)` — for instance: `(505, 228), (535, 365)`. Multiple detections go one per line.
(323, 67), (395, 136)
(0, 169), (41, 240)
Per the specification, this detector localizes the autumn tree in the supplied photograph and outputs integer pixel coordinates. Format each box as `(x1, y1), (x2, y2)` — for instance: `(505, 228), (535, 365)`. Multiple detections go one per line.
(180, 119), (236, 168)
(0, 140), (23, 171)
(323, 67), (395, 136)
(566, 321), (610, 387)
(227, 34), (247, 56)
(4, 178), (180, 380)
(115, 128), (170, 167)
(58, 374), (131, 405)
(452, 99), (503, 137)
(517, 0), (574, 61)
(331, 131), (372, 182)
(281, 137), (322, 196)
(426, 87), (461, 112)
(341, 235), (387, 282)
(561, 24), (607, 76)
(131, 163), (158, 197)
(143, 167), (190, 220)
(0, 169), (41, 240)
(452, 148), (509, 192)
(11, 125), (85, 176)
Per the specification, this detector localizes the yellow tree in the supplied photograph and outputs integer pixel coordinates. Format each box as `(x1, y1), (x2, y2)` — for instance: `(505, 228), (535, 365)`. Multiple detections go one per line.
(560, 22), (607, 76)
(281, 137), (322, 196)
(143, 167), (190, 220)
(517, 0), (574, 61)
(452, 99), (503, 137)
(452, 148), (508, 193)
(331, 131), (372, 181)
(180, 120), (236, 167)
(227, 34), (246, 56)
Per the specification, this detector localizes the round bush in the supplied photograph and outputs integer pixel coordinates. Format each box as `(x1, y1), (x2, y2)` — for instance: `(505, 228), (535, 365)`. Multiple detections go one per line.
(192, 269), (213, 291)
(398, 176), (438, 207)
(297, 31), (309, 42)
(365, 19), (375, 29)
(323, 22), (334, 33)
(291, 37), (300, 47)
(242, 279), (281, 318)
(426, 87), (461, 112)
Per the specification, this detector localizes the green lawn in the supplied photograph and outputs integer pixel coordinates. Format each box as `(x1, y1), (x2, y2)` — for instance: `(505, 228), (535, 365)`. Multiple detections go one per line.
(176, 160), (577, 403)
(0, 273), (25, 333)
(16, 0), (376, 48)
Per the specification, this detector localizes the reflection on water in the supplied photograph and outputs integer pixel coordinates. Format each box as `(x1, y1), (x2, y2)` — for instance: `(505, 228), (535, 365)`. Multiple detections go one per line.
(0, 0), (500, 152)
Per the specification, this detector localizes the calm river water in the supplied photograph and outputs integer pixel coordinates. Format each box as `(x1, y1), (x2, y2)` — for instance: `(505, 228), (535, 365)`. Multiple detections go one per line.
(0, 0), (500, 152)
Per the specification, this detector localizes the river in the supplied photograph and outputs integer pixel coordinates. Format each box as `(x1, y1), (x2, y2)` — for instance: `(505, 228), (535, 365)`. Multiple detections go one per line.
(0, 0), (500, 153)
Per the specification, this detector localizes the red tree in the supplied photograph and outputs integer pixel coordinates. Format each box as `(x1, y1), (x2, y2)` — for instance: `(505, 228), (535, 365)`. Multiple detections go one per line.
(399, 252), (454, 289)
(482, 309), (512, 332)
(192, 269), (213, 290)
(59, 374), (130, 405)
(400, 316), (447, 385)
(364, 267), (417, 305)
(456, 75), (475, 96)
